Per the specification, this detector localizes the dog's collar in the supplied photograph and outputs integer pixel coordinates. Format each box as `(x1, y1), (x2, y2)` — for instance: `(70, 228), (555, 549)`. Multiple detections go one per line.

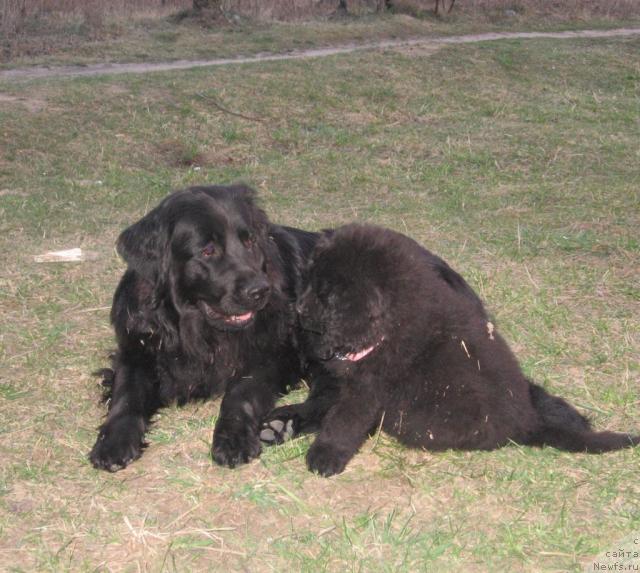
(335, 337), (384, 362)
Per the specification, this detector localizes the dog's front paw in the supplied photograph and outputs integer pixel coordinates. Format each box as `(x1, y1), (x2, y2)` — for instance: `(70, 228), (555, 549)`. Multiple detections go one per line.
(212, 421), (262, 468)
(89, 415), (145, 472)
(306, 442), (353, 477)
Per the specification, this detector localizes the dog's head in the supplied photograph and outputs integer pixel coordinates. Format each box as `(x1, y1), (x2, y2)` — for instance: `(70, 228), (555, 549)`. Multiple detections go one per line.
(298, 225), (388, 365)
(118, 184), (278, 331)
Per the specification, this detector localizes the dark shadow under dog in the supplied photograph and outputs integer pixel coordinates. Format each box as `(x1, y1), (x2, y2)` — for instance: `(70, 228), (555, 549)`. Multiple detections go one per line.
(261, 224), (639, 476)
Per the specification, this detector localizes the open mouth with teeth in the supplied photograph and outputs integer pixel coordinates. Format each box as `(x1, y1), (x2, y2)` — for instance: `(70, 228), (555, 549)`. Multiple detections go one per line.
(201, 302), (255, 327)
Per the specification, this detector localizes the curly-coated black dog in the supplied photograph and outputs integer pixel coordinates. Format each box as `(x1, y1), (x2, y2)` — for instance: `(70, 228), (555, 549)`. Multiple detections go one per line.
(89, 184), (317, 471)
(261, 224), (639, 476)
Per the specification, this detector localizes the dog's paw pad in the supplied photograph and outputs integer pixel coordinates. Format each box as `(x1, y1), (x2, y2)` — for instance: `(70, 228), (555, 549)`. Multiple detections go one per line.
(260, 428), (276, 442)
(269, 419), (285, 433)
(260, 418), (295, 445)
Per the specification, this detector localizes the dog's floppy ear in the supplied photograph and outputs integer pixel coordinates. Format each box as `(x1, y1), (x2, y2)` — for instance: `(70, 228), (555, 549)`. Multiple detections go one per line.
(116, 202), (169, 281)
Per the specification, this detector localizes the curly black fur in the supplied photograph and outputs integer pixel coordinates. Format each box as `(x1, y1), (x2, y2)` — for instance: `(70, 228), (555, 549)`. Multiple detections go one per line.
(89, 184), (318, 471)
(264, 224), (639, 476)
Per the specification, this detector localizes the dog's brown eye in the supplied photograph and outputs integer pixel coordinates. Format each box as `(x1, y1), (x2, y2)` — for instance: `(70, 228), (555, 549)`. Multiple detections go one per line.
(201, 242), (217, 258)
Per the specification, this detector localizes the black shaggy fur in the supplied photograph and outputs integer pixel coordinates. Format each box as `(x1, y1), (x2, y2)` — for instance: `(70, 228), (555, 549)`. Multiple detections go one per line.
(89, 184), (318, 471)
(262, 224), (639, 476)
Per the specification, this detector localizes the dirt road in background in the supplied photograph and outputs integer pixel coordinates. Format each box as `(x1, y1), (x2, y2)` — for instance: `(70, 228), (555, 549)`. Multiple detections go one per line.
(1, 27), (639, 81)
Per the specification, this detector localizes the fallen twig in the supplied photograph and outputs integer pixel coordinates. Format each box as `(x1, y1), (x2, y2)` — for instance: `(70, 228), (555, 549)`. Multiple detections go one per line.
(195, 92), (266, 123)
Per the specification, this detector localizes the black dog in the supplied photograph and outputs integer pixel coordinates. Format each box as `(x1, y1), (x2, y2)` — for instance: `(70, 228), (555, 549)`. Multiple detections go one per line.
(89, 184), (317, 471)
(261, 224), (638, 476)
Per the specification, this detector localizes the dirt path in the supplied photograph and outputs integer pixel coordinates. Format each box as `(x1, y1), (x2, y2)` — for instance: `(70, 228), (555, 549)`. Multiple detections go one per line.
(1, 27), (639, 81)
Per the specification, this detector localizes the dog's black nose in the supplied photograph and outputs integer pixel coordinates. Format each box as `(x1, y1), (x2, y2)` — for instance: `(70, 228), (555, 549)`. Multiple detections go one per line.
(245, 283), (270, 302)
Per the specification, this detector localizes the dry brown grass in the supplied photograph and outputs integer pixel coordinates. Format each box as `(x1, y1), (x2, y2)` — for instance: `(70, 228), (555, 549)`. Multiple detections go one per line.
(2, 0), (639, 64)
(392, 0), (640, 19)
(0, 0), (386, 36)
(0, 0), (191, 61)
(0, 0), (190, 36)
(3, 0), (639, 37)
(194, 0), (640, 21)
(460, 0), (640, 20)
(215, 0), (378, 21)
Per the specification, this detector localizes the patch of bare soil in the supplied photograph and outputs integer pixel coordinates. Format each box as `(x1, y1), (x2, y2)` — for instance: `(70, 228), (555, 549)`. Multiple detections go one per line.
(0, 92), (48, 111)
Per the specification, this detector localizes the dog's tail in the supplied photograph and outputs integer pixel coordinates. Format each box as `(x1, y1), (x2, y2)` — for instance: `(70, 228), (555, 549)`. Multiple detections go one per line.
(524, 382), (639, 453)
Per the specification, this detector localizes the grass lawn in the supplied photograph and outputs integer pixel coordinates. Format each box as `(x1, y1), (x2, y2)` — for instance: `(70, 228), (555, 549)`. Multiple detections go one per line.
(1, 4), (640, 69)
(0, 28), (639, 571)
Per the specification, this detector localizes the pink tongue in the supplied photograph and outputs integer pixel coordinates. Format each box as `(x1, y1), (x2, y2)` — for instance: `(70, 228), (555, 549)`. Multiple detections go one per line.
(228, 312), (253, 323)
(345, 345), (375, 362)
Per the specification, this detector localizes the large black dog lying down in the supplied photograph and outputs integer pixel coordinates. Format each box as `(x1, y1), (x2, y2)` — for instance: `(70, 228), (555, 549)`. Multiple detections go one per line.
(261, 224), (639, 477)
(90, 185), (317, 471)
